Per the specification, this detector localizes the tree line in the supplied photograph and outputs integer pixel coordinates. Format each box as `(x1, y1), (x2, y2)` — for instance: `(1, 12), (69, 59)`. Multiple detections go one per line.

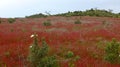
(26, 8), (120, 18)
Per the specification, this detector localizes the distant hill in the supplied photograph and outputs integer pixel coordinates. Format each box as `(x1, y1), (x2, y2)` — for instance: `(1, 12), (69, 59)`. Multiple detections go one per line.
(26, 8), (120, 18)
(26, 13), (47, 18)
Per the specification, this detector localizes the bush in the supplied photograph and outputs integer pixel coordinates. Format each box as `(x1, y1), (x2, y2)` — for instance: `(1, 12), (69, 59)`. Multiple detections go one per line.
(104, 39), (120, 63)
(28, 34), (59, 67)
(66, 51), (80, 67)
(74, 20), (81, 24)
(8, 18), (15, 23)
(66, 51), (74, 58)
(39, 56), (59, 67)
(43, 20), (51, 26)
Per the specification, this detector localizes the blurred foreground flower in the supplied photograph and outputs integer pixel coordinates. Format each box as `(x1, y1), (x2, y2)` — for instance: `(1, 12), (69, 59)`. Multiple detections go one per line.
(29, 45), (33, 48)
(30, 34), (38, 38)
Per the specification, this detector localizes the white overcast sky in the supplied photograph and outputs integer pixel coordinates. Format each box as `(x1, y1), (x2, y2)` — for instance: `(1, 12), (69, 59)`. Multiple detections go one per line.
(0, 0), (120, 18)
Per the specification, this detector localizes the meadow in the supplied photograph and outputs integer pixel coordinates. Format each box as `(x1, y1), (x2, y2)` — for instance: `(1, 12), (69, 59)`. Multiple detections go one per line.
(0, 16), (120, 67)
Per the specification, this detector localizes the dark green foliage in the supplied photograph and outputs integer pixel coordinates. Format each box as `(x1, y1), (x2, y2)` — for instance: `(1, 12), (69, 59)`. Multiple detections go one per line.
(43, 20), (52, 26)
(39, 56), (59, 67)
(64, 51), (80, 67)
(28, 34), (41, 67)
(104, 39), (120, 63)
(74, 20), (81, 24)
(105, 53), (118, 63)
(26, 13), (47, 18)
(55, 8), (120, 18)
(28, 34), (59, 67)
(8, 18), (15, 23)
(66, 51), (74, 58)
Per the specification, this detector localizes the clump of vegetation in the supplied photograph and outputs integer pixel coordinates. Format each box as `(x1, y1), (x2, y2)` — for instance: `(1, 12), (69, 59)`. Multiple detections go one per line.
(8, 18), (16, 23)
(40, 55), (59, 67)
(66, 51), (74, 58)
(104, 39), (120, 64)
(68, 55), (80, 67)
(28, 34), (59, 67)
(74, 20), (81, 24)
(64, 50), (80, 67)
(43, 20), (52, 26)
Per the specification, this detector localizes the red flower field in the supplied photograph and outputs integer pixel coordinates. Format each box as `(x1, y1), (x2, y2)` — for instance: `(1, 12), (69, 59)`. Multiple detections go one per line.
(0, 16), (120, 67)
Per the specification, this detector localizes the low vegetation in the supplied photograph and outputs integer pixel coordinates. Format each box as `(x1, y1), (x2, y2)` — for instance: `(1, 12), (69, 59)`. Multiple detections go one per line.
(104, 39), (120, 64)
(74, 20), (81, 24)
(43, 20), (52, 26)
(8, 18), (16, 23)
(28, 34), (59, 67)
(66, 51), (74, 58)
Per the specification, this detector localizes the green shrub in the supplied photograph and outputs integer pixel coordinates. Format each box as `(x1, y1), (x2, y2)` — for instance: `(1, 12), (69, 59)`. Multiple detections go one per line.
(105, 53), (118, 63)
(59, 50), (80, 67)
(104, 39), (120, 63)
(39, 56), (59, 67)
(67, 54), (80, 67)
(43, 20), (51, 26)
(28, 34), (59, 67)
(74, 20), (81, 24)
(66, 51), (74, 58)
(8, 18), (15, 23)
